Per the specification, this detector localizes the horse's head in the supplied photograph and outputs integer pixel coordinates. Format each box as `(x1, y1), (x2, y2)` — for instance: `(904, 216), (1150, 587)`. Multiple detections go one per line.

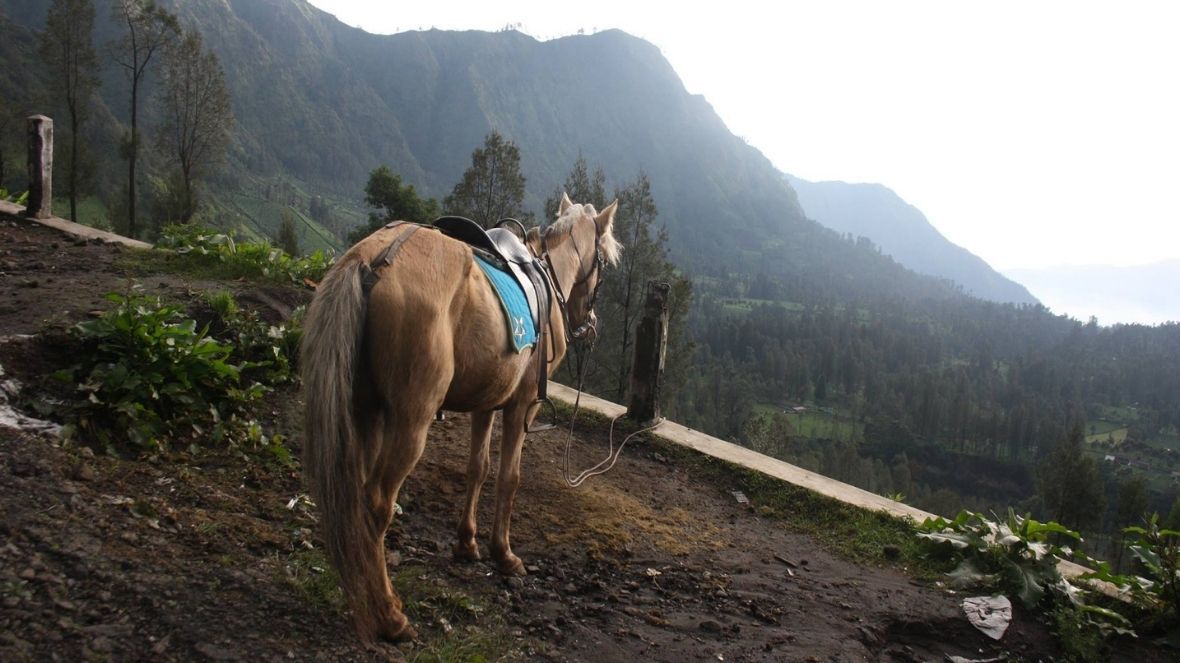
(535, 192), (621, 342)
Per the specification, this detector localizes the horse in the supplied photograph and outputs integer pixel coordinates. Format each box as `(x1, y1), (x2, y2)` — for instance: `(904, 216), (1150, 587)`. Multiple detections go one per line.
(300, 193), (621, 642)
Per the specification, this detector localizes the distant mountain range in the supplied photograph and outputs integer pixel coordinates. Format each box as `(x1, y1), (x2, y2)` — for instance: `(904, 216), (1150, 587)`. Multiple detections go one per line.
(784, 175), (1038, 305)
(1004, 261), (1180, 325)
(0, 0), (1034, 307)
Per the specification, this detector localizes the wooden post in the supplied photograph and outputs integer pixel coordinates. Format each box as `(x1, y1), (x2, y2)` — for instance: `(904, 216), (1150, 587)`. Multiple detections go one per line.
(627, 280), (671, 425)
(26, 115), (53, 219)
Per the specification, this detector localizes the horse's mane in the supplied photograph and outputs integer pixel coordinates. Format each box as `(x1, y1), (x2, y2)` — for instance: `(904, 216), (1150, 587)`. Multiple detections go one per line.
(549, 203), (622, 266)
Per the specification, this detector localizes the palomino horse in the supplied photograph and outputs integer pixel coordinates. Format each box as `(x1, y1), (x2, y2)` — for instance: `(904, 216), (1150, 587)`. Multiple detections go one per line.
(300, 194), (620, 641)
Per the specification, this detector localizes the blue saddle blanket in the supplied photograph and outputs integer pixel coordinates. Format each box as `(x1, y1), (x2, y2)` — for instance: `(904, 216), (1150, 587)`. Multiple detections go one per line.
(474, 256), (537, 352)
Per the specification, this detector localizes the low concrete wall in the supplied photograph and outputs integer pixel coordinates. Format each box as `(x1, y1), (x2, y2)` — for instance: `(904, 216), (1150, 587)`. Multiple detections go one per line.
(0, 200), (152, 249)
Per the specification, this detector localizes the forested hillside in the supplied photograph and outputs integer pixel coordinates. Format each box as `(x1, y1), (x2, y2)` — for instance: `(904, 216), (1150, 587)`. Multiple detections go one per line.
(3, 0), (1179, 558)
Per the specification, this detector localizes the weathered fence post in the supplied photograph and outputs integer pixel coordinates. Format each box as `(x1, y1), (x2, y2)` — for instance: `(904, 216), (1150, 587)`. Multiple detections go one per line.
(26, 115), (53, 219)
(627, 280), (671, 425)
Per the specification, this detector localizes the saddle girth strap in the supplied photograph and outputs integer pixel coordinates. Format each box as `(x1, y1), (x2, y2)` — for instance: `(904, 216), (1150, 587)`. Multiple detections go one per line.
(359, 222), (421, 294)
(535, 270), (549, 402)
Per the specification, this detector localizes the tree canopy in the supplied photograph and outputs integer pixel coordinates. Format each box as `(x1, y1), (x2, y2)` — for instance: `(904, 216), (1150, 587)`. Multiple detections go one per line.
(348, 166), (440, 244)
(443, 131), (528, 228)
(155, 29), (233, 223)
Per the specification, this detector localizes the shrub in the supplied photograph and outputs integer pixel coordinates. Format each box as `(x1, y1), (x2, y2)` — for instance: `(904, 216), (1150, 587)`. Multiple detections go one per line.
(59, 288), (288, 453)
(157, 223), (334, 284)
(917, 509), (1134, 636)
(1122, 514), (1180, 620)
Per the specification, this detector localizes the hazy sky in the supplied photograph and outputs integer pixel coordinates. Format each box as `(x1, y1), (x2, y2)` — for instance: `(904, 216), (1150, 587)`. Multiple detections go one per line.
(307, 0), (1179, 272)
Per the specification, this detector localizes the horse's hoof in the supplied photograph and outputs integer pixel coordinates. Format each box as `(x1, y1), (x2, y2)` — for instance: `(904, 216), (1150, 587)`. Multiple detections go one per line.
(377, 617), (417, 643)
(495, 554), (527, 577)
(453, 541), (481, 562)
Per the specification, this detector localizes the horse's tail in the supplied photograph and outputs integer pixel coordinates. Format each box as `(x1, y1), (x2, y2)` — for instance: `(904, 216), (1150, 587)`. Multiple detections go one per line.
(300, 259), (380, 639)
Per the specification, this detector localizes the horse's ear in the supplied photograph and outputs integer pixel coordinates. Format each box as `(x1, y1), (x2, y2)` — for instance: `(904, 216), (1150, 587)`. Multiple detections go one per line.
(525, 227), (542, 252)
(559, 192), (574, 215)
(594, 199), (618, 235)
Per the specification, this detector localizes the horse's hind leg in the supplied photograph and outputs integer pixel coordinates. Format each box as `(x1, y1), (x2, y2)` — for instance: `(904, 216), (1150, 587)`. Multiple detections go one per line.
(362, 413), (432, 642)
(490, 401), (528, 576)
(454, 410), (494, 562)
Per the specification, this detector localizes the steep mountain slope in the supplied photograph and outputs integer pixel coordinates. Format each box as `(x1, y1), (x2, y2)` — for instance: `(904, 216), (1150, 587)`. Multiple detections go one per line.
(1, 0), (969, 305)
(1005, 260), (1180, 325)
(785, 175), (1037, 305)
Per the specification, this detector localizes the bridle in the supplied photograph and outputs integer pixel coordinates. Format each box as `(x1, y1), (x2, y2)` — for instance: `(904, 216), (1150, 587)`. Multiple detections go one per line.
(539, 217), (605, 344)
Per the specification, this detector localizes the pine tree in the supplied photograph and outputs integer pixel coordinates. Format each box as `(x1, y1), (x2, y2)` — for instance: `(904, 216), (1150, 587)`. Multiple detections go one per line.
(1038, 424), (1105, 533)
(443, 131), (528, 228)
(543, 153), (605, 220)
(578, 170), (692, 410)
(275, 208), (300, 256)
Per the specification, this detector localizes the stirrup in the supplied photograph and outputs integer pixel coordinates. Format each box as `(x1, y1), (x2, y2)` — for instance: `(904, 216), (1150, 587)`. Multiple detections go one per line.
(526, 397), (558, 433)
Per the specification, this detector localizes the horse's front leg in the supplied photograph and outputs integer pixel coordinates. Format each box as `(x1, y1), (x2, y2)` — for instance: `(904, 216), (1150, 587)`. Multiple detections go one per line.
(490, 400), (528, 576)
(454, 410), (494, 562)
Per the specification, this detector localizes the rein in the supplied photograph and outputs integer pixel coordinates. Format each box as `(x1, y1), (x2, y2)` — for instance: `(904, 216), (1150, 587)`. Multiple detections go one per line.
(535, 216), (662, 487)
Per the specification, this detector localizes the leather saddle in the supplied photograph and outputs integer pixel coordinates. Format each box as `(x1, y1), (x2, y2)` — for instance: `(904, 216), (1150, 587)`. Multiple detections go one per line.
(434, 216), (548, 335)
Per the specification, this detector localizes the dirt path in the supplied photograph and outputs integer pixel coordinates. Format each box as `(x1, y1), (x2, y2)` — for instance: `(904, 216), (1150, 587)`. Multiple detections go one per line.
(0, 215), (1162, 661)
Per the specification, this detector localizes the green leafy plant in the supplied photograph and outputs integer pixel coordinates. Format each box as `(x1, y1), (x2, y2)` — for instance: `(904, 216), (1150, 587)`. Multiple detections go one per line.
(917, 509), (1134, 636)
(59, 288), (269, 452)
(203, 290), (303, 385)
(919, 508), (1080, 606)
(1123, 514), (1180, 619)
(1, 188), (29, 205)
(157, 223), (334, 284)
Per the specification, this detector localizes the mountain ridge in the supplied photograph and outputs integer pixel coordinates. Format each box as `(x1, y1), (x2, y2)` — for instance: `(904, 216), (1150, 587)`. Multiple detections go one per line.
(785, 174), (1038, 305)
(2, 0), (1015, 308)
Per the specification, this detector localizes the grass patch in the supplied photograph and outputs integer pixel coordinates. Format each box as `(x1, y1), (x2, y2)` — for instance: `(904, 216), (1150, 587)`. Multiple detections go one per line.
(52, 195), (110, 229)
(393, 565), (519, 663)
(1086, 427), (1128, 445)
(281, 548), (344, 611)
(642, 435), (947, 580)
(118, 246), (276, 282)
(789, 410), (863, 443)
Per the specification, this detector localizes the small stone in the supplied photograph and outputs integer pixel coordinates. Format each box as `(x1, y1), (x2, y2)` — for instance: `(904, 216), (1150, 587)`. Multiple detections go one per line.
(3, 596), (19, 608)
(73, 463), (96, 482)
(699, 620), (723, 632)
(563, 583), (577, 594)
(92, 637), (113, 653)
(19, 567), (36, 580)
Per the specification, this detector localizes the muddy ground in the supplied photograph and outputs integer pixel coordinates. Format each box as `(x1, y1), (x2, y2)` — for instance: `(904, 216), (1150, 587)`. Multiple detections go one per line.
(0, 215), (1165, 661)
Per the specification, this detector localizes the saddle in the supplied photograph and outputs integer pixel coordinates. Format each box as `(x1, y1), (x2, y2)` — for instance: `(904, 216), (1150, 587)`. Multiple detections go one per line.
(434, 217), (548, 338)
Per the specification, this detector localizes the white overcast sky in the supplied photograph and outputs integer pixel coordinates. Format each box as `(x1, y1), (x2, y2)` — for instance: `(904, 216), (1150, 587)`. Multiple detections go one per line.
(308, 0), (1180, 272)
